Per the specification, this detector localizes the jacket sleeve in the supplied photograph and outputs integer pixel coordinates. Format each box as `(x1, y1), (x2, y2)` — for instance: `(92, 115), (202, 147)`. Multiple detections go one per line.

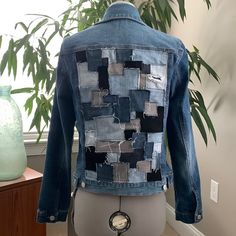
(167, 41), (203, 224)
(36, 48), (76, 223)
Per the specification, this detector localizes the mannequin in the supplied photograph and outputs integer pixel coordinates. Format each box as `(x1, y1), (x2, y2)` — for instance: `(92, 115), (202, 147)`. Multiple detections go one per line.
(73, 188), (166, 236)
(72, 1), (167, 235)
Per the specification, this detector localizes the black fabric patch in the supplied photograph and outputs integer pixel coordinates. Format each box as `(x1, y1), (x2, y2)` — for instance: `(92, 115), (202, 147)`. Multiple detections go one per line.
(114, 97), (130, 123)
(141, 64), (151, 74)
(136, 107), (164, 132)
(87, 49), (102, 71)
(98, 65), (109, 89)
(102, 57), (109, 66)
(120, 149), (144, 168)
(97, 163), (113, 181)
(76, 50), (87, 63)
(116, 49), (132, 63)
(124, 61), (142, 69)
(85, 146), (107, 171)
(124, 129), (136, 140)
(82, 103), (113, 120)
(147, 169), (162, 181)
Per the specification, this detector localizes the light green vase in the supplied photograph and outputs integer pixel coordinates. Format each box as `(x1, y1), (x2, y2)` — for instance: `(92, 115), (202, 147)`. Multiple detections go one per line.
(0, 85), (27, 181)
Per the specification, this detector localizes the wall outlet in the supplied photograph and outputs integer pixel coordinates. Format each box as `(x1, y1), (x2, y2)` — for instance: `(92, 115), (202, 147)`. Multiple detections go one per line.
(210, 179), (219, 203)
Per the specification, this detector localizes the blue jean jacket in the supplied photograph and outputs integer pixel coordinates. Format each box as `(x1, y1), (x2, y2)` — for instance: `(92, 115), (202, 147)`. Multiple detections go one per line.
(37, 2), (202, 225)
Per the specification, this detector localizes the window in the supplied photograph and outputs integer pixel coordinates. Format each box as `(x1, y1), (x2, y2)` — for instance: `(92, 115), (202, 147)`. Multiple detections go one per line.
(0, 0), (68, 133)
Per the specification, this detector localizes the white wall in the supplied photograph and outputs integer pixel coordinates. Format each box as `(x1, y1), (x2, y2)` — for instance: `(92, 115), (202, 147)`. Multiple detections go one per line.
(166, 1), (236, 235)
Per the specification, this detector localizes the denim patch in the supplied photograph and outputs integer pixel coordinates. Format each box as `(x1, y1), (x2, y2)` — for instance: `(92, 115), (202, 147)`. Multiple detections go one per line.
(94, 115), (125, 141)
(108, 63), (124, 75)
(116, 49), (132, 63)
(106, 152), (120, 163)
(152, 153), (161, 170)
(102, 57), (109, 66)
(85, 130), (96, 146)
(130, 111), (136, 119)
(153, 142), (162, 154)
(113, 163), (129, 183)
(147, 169), (162, 181)
(128, 168), (146, 183)
(102, 48), (116, 63)
(147, 132), (163, 143)
(80, 87), (92, 103)
(140, 74), (147, 89)
(149, 89), (165, 106)
(136, 160), (152, 173)
(144, 101), (158, 116)
(120, 149), (144, 168)
(132, 132), (146, 149)
(141, 64), (150, 74)
(77, 62), (99, 89)
(124, 60), (142, 69)
(76, 50), (87, 63)
(136, 107), (164, 133)
(98, 65), (109, 90)
(146, 74), (165, 90)
(109, 68), (140, 96)
(103, 94), (119, 103)
(81, 103), (113, 121)
(85, 146), (106, 171)
(150, 64), (167, 89)
(132, 49), (168, 65)
(95, 141), (133, 153)
(129, 89), (150, 112)
(91, 89), (109, 107)
(125, 118), (140, 132)
(84, 120), (96, 130)
(113, 97), (130, 123)
(124, 129), (136, 140)
(85, 170), (97, 181)
(87, 49), (103, 71)
(97, 163), (113, 182)
(144, 142), (154, 159)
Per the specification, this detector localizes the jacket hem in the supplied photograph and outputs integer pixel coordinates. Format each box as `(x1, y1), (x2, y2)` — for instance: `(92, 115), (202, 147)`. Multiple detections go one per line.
(175, 210), (203, 224)
(36, 209), (68, 224)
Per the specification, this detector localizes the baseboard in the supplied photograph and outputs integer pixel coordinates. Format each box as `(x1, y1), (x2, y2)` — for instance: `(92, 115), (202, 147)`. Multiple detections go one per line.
(166, 203), (205, 236)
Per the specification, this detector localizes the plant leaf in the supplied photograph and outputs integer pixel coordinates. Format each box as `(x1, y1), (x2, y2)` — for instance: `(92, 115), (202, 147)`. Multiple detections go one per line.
(177, 0), (186, 21)
(30, 18), (49, 34)
(195, 105), (216, 142)
(0, 51), (8, 75)
(15, 22), (28, 33)
(191, 106), (208, 145)
(11, 87), (35, 94)
(0, 35), (2, 48)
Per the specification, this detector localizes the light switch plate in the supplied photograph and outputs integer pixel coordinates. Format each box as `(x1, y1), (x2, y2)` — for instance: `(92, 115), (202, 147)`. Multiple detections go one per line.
(210, 179), (219, 203)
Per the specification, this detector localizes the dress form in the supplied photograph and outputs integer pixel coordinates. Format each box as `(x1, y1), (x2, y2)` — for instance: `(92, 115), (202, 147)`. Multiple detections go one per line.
(73, 188), (166, 236)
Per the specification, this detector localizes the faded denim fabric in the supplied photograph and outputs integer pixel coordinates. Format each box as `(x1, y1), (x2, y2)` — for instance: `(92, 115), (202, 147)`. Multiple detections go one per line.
(37, 2), (203, 225)
(109, 68), (140, 96)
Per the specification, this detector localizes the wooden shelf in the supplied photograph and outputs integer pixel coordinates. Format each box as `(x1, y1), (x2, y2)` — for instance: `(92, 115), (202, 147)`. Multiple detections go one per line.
(0, 167), (46, 236)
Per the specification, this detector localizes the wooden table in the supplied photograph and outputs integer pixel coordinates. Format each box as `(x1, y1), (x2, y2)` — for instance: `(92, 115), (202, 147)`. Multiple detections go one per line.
(0, 167), (46, 236)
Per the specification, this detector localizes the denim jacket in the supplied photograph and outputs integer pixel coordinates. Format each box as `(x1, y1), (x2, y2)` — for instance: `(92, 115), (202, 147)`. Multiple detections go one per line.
(37, 2), (202, 224)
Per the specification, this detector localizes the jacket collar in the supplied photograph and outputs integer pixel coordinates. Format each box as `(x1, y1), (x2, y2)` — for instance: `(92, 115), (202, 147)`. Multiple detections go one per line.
(94, 2), (146, 26)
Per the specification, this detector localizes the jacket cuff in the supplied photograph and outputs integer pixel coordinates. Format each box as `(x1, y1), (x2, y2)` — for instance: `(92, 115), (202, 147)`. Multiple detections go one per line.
(36, 209), (68, 223)
(175, 210), (203, 224)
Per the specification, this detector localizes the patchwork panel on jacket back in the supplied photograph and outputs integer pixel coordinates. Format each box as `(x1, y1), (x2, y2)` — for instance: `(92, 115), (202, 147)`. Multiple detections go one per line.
(76, 47), (168, 184)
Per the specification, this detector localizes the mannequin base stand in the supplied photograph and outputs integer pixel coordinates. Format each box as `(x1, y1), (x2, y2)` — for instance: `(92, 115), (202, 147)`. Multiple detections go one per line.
(73, 188), (166, 236)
